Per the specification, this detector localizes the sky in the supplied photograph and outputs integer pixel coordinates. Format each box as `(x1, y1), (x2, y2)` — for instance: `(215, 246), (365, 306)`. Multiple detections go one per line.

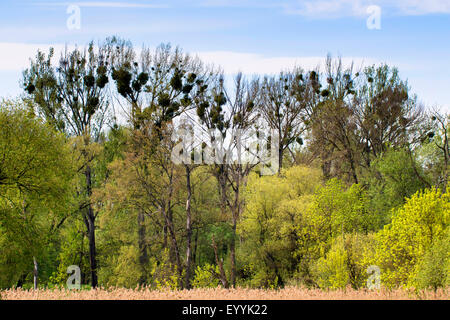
(0, 0), (449, 111)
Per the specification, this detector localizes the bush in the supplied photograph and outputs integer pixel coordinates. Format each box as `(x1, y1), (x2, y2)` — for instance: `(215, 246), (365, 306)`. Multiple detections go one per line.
(311, 233), (375, 290)
(416, 228), (450, 290)
(191, 264), (220, 288)
(312, 242), (350, 289)
(372, 188), (449, 288)
(150, 249), (182, 290)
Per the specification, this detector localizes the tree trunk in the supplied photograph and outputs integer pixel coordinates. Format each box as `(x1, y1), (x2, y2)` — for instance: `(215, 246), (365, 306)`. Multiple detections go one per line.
(165, 206), (183, 288)
(347, 150), (359, 184)
(212, 236), (229, 288)
(138, 210), (148, 285)
(85, 165), (98, 288)
(185, 166), (193, 289)
(278, 145), (283, 174)
(229, 175), (240, 288)
(87, 213), (98, 288)
(443, 127), (449, 193)
(193, 228), (199, 266)
(33, 257), (38, 290)
(163, 224), (168, 249)
(230, 222), (237, 288)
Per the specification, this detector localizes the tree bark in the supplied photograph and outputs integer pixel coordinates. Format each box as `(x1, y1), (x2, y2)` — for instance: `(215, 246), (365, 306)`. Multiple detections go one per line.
(33, 257), (38, 290)
(164, 205), (183, 288)
(138, 210), (148, 285)
(229, 173), (240, 288)
(278, 145), (283, 174)
(230, 221), (237, 288)
(347, 150), (359, 184)
(84, 164), (98, 288)
(212, 236), (229, 288)
(184, 166), (193, 289)
(87, 212), (98, 288)
(193, 228), (199, 266)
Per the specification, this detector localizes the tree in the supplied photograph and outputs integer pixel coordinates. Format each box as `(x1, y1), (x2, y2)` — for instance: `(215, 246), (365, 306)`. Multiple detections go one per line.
(415, 228), (449, 290)
(0, 102), (74, 288)
(354, 64), (423, 165)
(23, 42), (111, 287)
(196, 73), (261, 287)
(238, 166), (322, 287)
(309, 58), (423, 184)
(308, 57), (361, 183)
(311, 233), (375, 290)
(364, 147), (431, 225)
(429, 110), (449, 192)
(372, 188), (449, 288)
(107, 39), (215, 287)
(259, 69), (309, 172)
(307, 179), (376, 241)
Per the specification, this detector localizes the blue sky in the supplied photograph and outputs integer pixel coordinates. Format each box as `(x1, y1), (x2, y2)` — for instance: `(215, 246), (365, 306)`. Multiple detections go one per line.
(0, 0), (449, 111)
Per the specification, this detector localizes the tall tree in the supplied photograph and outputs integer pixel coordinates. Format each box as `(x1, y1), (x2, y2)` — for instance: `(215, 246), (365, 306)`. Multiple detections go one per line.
(108, 38), (215, 286)
(354, 64), (423, 166)
(259, 69), (309, 173)
(23, 43), (111, 287)
(309, 57), (361, 183)
(196, 73), (260, 287)
(0, 102), (74, 288)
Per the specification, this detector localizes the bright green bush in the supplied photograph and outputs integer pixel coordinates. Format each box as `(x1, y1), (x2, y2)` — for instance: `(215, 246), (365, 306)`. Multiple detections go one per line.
(191, 264), (220, 288)
(312, 242), (350, 289)
(415, 228), (449, 290)
(150, 249), (182, 290)
(372, 188), (449, 288)
(311, 233), (375, 290)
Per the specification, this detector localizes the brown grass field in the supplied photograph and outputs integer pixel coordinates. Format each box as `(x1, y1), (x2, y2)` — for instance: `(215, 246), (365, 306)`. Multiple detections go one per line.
(1, 287), (448, 300)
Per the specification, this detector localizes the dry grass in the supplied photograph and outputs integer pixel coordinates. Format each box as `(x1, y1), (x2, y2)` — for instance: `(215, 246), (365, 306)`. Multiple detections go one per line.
(1, 287), (448, 300)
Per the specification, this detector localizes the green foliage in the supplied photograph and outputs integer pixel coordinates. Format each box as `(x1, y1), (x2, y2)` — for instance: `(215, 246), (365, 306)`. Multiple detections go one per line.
(1, 40), (448, 292)
(365, 148), (431, 224)
(48, 225), (89, 288)
(110, 246), (142, 288)
(191, 264), (220, 288)
(150, 249), (182, 290)
(0, 102), (75, 288)
(311, 233), (375, 290)
(238, 166), (322, 287)
(304, 179), (376, 255)
(371, 188), (449, 288)
(415, 228), (450, 290)
(312, 241), (350, 289)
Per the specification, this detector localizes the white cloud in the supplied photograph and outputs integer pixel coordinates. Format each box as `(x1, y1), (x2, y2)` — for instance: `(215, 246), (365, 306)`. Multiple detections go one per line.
(195, 51), (377, 75)
(37, 1), (169, 8)
(281, 0), (450, 18)
(283, 0), (367, 18)
(394, 0), (450, 15)
(0, 43), (66, 72)
(0, 42), (377, 74)
(35, 0), (450, 17)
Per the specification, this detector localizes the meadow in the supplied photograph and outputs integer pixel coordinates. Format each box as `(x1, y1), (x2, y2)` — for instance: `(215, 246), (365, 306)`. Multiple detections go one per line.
(1, 287), (448, 300)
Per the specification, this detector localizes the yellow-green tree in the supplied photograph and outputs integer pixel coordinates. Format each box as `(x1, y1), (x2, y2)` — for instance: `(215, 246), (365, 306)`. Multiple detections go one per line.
(0, 102), (75, 288)
(371, 188), (449, 288)
(237, 166), (322, 287)
(304, 179), (377, 257)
